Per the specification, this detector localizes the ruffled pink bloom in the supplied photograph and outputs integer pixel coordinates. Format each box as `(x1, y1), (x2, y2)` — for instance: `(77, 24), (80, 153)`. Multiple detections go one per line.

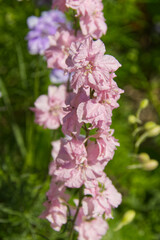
(40, 175), (69, 231)
(31, 85), (66, 129)
(62, 88), (89, 136)
(78, 0), (107, 38)
(84, 175), (122, 219)
(91, 129), (119, 161)
(66, 37), (121, 92)
(75, 208), (108, 240)
(54, 137), (104, 188)
(45, 29), (82, 70)
(66, 0), (84, 11)
(40, 198), (67, 231)
(95, 78), (124, 110)
(77, 99), (112, 129)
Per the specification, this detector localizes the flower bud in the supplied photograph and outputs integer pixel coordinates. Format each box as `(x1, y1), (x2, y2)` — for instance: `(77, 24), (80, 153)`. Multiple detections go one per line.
(122, 210), (136, 224)
(138, 152), (150, 163)
(115, 210), (136, 231)
(139, 99), (149, 109)
(144, 121), (157, 131)
(147, 126), (160, 137)
(128, 115), (137, 124)
(142, 159), (159, 171)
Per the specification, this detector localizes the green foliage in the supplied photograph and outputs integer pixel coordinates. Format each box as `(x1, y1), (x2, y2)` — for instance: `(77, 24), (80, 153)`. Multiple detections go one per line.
(0, 0), (160, 240)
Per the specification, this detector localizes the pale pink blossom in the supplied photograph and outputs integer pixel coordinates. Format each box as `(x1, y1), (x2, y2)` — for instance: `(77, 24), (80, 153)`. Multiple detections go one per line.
(66, 37), (121, 92)
(91, 129), (120, 161)
(66, 0), (84, 12)
(45, 29), (82, 70)
(78, 0), (107, 38)
(31, 85), (66, 129)
(54, 138), (104, 188)
(77, 99), (112, 129)
(40, 174), (69, 231)
(84, 175), (122, 219)
(75, 208), (108, 240)
(62, 88), (89, 136)
(95, 78), (124, 110)
(40, 198), (67, 231)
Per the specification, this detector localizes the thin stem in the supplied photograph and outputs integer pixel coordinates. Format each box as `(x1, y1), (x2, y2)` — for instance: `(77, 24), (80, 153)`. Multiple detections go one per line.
(67, 73), (72, 92)
(69, 186), (83, 240)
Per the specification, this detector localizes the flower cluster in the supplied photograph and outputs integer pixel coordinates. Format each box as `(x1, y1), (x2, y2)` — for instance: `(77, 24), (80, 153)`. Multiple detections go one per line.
(43, 36), (123, 239)
(52, 0), (107, 38)
(28, 1), (123, 239)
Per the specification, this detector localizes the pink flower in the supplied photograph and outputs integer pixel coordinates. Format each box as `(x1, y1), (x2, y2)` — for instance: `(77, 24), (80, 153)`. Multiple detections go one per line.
(40, 198), (67, 231)
(66, 37), (121, 92)
(77, 99), (112, 129)
(75, 208), (108, 240)
(84, 175), (122, 219)
(95, 78), (124, 110)
(66, 0), (84, 11)
(45, 29), (81, 70)
(92, 129), (119, 161)
(78, 0), (107, 38)
(31, 85), (66, 129)
(40, 175), (69, 231)
(54, 137), (104, 188)
(62, 88), (89, 136)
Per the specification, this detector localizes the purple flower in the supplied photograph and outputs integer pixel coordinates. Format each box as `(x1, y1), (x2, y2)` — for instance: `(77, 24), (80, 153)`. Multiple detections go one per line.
(50, 69), (69, 83)
(26, 10), (70, 55)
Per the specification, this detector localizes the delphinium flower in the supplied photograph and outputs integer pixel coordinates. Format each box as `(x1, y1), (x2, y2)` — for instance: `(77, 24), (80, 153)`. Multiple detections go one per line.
(66, 37), (121, 92)
(40, 176), (69, 231)
(45, 28), (82, 70)
(31, 85), (66, 129)
(41, 35), (123, 239)
(52, 0), (107, 38)
(75, 208), (108, 240)
(30, 1), (124, 239)
(26, 10), (70, 55)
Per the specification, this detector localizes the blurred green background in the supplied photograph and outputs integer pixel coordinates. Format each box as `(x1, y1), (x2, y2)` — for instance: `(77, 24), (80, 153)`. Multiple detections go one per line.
(0, 0), (160, 239)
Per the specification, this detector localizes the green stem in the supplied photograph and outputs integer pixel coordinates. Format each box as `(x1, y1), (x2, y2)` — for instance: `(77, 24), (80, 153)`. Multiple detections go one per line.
(69, 186), (83, 240)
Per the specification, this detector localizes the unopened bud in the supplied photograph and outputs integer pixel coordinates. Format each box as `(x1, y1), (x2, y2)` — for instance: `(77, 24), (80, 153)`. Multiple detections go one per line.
(147, 126), (160, 137)
(140, 99), (149, 109)
(144, 121), (157, 131)
(128, 115), (138, 124)
(138, 153), (150, 163)
(122, 210), (136, 224)
(115, 210), (136, 231)
(142, 159), (159, 171)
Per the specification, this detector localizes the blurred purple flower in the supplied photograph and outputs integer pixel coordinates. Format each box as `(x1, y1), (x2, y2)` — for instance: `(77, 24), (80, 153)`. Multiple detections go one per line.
(26, 10), (70, 55)
(50, 69), (69, 84)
